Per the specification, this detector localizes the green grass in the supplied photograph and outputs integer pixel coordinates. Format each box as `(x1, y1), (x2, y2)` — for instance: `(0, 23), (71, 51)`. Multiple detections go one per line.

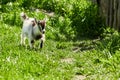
(0, 22), (120, 80)
(0, 22), (74, 80)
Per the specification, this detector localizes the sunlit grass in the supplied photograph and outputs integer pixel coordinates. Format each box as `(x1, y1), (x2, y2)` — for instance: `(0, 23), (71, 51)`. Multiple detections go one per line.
(0, 22), (120, 80)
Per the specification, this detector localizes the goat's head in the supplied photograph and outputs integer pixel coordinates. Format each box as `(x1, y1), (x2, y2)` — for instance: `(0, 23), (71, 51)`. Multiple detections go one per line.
(37, 20), (46, 34)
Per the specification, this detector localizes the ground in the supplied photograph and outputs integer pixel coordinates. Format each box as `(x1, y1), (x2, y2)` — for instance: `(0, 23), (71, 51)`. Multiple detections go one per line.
(0, 22), (119, 80)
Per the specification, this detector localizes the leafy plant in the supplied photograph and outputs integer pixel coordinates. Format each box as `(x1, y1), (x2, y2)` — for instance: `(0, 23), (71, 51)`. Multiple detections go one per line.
(70, 1), (105, 39)
(97, 29), (120, 57)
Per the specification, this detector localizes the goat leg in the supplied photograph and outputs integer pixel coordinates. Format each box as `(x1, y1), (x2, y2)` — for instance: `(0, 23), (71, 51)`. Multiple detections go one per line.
(40, 40), (43, 48)
(20, 33), (26, 46)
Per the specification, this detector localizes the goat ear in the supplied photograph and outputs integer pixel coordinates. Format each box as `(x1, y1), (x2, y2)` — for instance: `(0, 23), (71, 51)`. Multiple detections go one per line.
(20, 12), (25, 17)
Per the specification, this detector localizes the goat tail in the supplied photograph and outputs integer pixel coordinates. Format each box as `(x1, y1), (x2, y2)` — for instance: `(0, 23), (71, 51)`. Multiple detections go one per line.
(20, 12), (28, 21)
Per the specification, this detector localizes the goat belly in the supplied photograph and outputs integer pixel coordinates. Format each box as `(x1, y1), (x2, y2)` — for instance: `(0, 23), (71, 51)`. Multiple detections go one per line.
(34, 34), (42, 40)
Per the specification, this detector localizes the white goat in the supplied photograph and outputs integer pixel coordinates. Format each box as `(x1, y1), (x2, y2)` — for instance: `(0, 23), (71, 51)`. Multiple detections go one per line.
(20, 12), (46, 48)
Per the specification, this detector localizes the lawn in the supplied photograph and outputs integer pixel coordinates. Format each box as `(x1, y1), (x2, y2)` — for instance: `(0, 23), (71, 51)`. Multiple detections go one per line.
(0, 21), (120, 80)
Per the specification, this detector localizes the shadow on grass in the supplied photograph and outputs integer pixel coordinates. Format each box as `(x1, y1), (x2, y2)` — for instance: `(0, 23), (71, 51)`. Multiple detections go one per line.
(72, 38), (100, 52)
(18, 44), (43, 52)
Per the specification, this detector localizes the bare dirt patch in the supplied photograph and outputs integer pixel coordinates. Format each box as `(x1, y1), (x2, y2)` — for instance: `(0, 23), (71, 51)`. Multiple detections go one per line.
(72, 75), (86, 80)
(61, 58), (74, 64)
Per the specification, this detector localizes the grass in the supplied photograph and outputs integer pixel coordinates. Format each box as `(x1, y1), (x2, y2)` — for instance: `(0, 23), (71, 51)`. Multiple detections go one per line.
(0, 21), (120, 80)
(0, 22), (74, 80)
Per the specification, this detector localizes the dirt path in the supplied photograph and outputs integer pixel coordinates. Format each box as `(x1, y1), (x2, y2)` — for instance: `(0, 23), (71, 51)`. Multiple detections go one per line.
(60, 58), (86, 80)
(72, 75), (86, 80)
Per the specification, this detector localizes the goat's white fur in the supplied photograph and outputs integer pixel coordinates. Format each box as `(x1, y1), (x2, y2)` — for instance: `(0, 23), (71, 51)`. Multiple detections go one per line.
(20, 12), (45, 48)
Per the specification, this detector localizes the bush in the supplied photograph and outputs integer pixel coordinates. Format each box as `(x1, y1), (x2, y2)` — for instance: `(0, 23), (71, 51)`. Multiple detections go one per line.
(1, 12), (21, 26)
(48, 0), (106, 40)
(70, 0), (105, 39)
(97, 29), (120, 57)
(49, 15), (75, 41)
(0, 0), (106, 40)
(0, 2), (22, 26)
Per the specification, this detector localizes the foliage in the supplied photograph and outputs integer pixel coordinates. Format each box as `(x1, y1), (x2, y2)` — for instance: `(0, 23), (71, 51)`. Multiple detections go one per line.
(0, 22), (120, 79)
(50, 15), (75, 40)
(0, 22), (74, 79)
(1, 0), (106, 39)
(0, 0), (120, 79)
(70, 1), (105, 38)
(0, 0), (15, 4)
(97, 28), (120, 57)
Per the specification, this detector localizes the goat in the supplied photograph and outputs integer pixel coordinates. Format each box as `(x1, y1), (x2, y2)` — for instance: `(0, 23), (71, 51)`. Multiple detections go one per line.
(20, 12), (46, 48)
